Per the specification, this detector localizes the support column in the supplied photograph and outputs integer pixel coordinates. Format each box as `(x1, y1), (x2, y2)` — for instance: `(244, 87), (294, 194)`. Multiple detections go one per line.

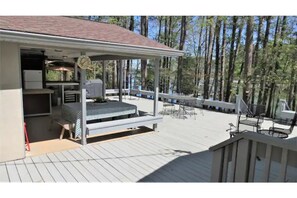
(0, 42), (25, 162)
(80, 69), (87, 145)
(102, 61), (106, 99)
(119, 60), (123, 102)
(153, 58), (160, 131)
(74, 62), (78, 81)
(80, 52), (87, 145)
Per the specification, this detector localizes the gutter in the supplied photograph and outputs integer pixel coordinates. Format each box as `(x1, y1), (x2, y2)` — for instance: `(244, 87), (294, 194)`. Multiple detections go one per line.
(0, 29), (184, 57)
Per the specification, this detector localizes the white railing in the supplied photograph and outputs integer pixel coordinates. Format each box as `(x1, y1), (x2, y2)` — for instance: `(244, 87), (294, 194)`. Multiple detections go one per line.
(129, 89), (236, 111)
(209, 132), (297, 182)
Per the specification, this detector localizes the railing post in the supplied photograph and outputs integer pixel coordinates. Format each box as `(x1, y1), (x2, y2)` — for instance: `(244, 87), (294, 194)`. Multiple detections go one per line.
(262, 144), (272, 182)
(234, 139), (250, 182)
(278, 148), (288, 182)
(248, 141), (258, 182)
(153, 58), (160, 131)
(211, 148), (224, 182)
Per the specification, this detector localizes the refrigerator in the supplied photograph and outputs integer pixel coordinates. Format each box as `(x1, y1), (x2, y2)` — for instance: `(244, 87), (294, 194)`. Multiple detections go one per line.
(23, 70), (43, 89)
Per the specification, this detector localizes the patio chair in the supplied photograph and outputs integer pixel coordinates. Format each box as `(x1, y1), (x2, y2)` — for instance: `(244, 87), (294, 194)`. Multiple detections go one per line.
(238, 111), (265, 133)
(268, 111), (297, 138)
(177, 99), (196, 120)
(226, 123), (241, 138)
(161, 97), (175, 116)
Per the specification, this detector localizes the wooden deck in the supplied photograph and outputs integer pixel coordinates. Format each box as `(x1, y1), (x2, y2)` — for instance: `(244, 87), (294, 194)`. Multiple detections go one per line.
(0, 132), (213, 182)
(1, 97), (297, 182)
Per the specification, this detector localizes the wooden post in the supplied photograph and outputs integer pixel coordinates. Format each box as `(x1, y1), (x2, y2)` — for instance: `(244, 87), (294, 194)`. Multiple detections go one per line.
(74, 62), (78, 81)
(278, 148), (288, 182)
(80, 52), (87, 145)
(262, 144), (272, 182)
(210, 148), (224, 182)
(153, 58), (160, 131)
(102, 61), (106, 99)
(41, 50), (46, 88)
(80, 69), (87, 145)
(234, 139), (250, 182)
(119, 60), (123, 102)
(248, 141), (258, 182)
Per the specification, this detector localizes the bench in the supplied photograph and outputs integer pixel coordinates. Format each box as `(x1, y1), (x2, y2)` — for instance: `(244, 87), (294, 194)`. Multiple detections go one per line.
(55, 119), (73, 140)
(87, 115), (162, 136)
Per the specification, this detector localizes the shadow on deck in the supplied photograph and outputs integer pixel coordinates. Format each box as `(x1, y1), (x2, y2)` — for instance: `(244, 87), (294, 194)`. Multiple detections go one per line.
(138, 150), (212, 182)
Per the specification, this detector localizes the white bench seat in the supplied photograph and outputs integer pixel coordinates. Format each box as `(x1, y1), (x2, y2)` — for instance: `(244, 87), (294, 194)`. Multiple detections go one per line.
(87, 115), (162, 136)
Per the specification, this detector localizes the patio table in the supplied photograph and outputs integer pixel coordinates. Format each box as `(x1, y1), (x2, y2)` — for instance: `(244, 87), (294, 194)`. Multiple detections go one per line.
(62, 101), (138, 137)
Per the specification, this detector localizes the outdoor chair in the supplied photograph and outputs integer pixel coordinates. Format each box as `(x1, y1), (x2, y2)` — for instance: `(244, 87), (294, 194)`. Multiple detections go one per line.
(267, 111), (297, 138)
(161, 97), (175, 116)
(226, 123), (242, 138)
(238, 111), (265, 133)
(177, 99), (196, 120)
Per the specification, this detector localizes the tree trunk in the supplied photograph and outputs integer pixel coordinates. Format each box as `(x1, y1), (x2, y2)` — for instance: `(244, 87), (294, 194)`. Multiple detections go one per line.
(213, 17), (221, 100)
(263, 17), (279, 107)
(219, 19), (227, 101)
(126, 16), (134, 88)
(251, 16), (263, 105)
(288, 69), (295, 108)
(140, 16), (148, 90)
(293, 82), (297, 111)
(230, 18), (244, 97)
(177, 16), (187, 93)
(242, 16), (254, 104)
(166, 16), (173, 94)
(236, 62), (244, 94)
(194, 17), (204, 97)
(225, 16), (238, 102)
(161, 17), (168, 93)
(157, 16), (162, 42)
(257, 16), (272, 105)
(266, 16), (287, 117)
(203, 16), (215, 99)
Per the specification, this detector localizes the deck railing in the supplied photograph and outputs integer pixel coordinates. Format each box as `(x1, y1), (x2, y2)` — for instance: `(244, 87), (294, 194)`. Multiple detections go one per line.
(209, 132), (297, 182)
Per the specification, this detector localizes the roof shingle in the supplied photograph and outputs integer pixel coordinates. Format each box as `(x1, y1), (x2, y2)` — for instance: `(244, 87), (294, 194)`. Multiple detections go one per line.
(0, 16), (173, 51)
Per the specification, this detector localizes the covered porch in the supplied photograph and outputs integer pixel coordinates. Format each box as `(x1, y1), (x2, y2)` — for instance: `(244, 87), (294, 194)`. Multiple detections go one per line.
(0, 16), (183, 162)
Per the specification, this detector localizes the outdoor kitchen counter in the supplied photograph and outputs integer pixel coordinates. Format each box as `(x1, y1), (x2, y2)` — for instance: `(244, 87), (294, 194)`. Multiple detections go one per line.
(23, 89), (54, 117)
(23, 88), (54, 95)
(46, 81), (80, 104)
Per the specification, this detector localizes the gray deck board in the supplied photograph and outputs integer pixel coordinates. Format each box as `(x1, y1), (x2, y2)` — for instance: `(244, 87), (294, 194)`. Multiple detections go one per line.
(90, 145), (131, 182)
(0, 165), (9, 182)
(99, 144), (144, 180)
(59, 151), (97, 182)
(108, 140), (162, 173)
(34, 163), (54, 182)
(43, 163), (66, 182)
(70, 149), (110, 182)
(16, 164), (32, 182)
(117, 139), (184, 182)
(102, 142), (154, 176)
(6, 164), (21, 182)
(125, 138), (203, 182)
(82, 146), (122, 182)
(24, 163), (43, 182)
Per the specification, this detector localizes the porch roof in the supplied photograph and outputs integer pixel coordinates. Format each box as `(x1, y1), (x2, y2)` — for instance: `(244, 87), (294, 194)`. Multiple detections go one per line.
(0, 16), (183, 58)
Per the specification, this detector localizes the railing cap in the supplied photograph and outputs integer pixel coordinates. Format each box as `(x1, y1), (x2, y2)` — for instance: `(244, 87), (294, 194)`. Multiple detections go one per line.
(209, 132), (297, 152)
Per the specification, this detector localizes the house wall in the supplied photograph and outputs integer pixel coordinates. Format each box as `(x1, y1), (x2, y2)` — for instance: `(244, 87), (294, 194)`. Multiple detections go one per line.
(0, 41), (25, 162)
